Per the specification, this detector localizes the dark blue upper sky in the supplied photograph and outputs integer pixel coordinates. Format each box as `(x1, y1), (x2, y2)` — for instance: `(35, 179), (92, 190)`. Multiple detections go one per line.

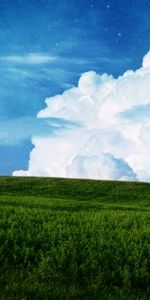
(1, 0), (150, 174)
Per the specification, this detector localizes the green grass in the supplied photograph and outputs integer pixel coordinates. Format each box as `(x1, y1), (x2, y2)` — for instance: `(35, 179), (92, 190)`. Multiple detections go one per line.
(0, 176), (150, 299)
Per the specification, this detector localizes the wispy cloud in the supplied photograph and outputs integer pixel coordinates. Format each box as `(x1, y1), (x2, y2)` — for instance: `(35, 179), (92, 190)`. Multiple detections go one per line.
(5, 67), (32, 78)
(0, 53), (58, 64)
(0, 117), (53, 145)
(0, 116), (79, 146)
(0, 51), (130, 67)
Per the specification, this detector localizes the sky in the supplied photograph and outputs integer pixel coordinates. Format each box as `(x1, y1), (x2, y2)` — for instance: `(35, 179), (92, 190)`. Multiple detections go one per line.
(1, 0), (150, 181)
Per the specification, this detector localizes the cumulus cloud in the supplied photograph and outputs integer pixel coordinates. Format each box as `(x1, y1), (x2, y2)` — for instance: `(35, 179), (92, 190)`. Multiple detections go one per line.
(67, 153), (137, 181)
(13, 51), (150, 181)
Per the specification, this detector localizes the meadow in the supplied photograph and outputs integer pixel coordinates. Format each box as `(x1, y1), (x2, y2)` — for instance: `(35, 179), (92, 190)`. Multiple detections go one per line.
(0, 176), (150, 299)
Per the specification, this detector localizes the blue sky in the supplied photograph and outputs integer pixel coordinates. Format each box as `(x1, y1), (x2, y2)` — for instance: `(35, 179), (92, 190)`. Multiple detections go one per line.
(1, 0), (150, 175)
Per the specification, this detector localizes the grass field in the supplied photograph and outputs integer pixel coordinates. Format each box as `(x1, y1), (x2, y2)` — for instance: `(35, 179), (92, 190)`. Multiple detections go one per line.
(0, 176), (150, 300)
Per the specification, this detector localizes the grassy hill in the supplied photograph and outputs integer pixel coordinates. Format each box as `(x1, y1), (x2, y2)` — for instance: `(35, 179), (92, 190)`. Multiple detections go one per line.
(0, 176), (150, 299)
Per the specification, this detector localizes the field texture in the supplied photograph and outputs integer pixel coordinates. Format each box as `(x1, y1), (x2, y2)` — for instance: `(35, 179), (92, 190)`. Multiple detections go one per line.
(0, 177), (150, 299)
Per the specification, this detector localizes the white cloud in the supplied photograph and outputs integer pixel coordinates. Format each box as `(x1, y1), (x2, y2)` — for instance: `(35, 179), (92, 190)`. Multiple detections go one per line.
(13, 51), (150, 182)
(67, 153), (137, 181)
(0, 53), (58, 64)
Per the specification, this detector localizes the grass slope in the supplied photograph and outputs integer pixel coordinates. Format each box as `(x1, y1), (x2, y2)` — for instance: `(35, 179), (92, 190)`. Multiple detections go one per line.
(0, 177), (150, 300)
